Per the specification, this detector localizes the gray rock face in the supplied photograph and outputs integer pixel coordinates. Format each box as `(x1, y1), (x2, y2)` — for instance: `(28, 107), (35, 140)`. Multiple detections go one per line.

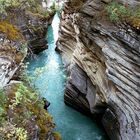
(0, 9), (54, 86)
(65, 63), (91, 114)
(21, 12), (49, 54)
(0, 9), (54, 87)
(0, 40), (26, 88)
(58, 0), (140, 140)
(8, 9), (52, 54)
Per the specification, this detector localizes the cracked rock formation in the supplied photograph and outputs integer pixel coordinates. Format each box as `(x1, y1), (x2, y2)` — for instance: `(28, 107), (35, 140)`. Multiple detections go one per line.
(0, 39), (26, 88)
(10, 10), (49, 54)
(57, 0), (140, 139)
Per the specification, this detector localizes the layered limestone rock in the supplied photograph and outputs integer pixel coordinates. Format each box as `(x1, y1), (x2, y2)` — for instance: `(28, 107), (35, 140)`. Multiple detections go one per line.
(9, 10), (50, 54)
(0, 39), (26, 88)
(0, 8), (55, 55)
(0, 3), (57, 140)
(0, 6), (55, 87)
(58, 0), (140, 140)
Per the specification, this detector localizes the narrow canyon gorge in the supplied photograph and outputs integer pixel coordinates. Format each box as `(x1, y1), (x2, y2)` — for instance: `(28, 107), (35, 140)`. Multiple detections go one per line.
(0, 0), (140, 140)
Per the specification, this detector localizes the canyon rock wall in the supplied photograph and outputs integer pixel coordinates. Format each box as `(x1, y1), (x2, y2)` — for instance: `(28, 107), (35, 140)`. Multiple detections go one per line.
(58, 0), (140, 140)
(0, 12), (55, 140)
(0, 35), (26, 88)
(0, 3), (57, 140)
(9, 10), (50, 54)
(0, 8), (55, 87)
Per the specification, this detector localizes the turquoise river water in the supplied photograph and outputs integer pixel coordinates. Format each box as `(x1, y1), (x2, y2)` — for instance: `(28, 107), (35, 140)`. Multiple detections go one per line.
(27, 13), (107, 140)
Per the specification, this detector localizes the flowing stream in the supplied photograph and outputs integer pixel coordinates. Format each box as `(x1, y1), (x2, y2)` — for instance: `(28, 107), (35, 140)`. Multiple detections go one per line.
(27, 13), (107, 140)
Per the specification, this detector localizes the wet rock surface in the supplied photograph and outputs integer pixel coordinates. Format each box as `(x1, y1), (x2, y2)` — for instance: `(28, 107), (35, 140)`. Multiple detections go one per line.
(58, 0), (140, 139)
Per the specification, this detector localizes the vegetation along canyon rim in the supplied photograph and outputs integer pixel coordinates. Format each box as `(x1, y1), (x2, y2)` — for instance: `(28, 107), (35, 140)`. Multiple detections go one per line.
(0, 0), (140, 140)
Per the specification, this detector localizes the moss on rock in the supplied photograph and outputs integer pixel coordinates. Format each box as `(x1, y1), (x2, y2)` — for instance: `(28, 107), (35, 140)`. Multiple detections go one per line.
(0, 83), (55, 140)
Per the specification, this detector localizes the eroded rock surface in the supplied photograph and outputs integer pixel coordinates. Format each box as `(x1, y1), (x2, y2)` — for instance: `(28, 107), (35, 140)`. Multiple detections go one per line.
(58, 0), (140, 139)
(10, 10), (50, 54)
(0, 39), (26, 88)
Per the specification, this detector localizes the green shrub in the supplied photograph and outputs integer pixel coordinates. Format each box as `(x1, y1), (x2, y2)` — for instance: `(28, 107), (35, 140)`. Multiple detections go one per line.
(134, 7), (140, 18)
(0, 21), (23, 41)
(53, 132), (62, 140)
(0, 83), (54, 139)
(0, 0), (35, 14)
(0, 89), (7, 124)
(106, 2), (130, 22)
(69, 0), (85, 11)
(106, 2), (140, 30)
(0, 122), (27, 140)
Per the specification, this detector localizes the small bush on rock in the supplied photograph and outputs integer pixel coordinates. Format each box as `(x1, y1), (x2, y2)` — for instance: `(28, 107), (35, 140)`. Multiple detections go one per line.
(0, 122), (27, 140)
(107, 2), (140, 30)
(53, 132), (62, 140)
(0, 83), (55, 139)
(68, 0), (85, 11)
(106, 2), (130, 22)
(0, 21), (23, 41)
